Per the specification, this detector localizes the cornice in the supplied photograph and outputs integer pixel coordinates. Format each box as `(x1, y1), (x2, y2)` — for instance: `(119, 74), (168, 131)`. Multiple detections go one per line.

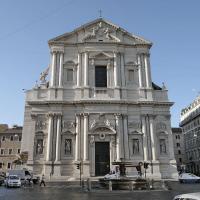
(27, 100), (173, 107)
(48, 41), (151, 49)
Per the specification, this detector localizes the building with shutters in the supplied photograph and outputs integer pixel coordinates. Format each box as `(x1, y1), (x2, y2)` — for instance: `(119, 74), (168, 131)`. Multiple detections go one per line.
(0, 125), (22, 172)
(180, 96), (200, 175)
(21, 18), (177, 179)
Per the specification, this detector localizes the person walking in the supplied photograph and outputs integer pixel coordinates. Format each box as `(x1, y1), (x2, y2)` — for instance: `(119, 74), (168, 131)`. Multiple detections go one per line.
(40, 174), (46, 187)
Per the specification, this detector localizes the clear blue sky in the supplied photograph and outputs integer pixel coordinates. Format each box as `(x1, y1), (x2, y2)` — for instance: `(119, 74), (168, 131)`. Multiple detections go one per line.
(0, 0), (200, 127)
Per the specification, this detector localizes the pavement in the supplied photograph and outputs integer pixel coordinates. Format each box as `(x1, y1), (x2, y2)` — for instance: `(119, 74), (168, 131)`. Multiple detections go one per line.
(0, 181), (200, 200)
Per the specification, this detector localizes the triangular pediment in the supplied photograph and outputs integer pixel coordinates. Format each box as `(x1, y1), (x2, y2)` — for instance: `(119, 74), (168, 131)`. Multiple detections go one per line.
(48, 18), (152, 46)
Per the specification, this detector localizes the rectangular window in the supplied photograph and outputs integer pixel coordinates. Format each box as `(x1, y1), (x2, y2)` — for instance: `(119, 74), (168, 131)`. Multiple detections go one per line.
(128, 70), (134, 81)
(0, 149), (4, 155)
(64, 139), (72, 155)
(36, 139), (43, 155)
(10, 136), (14, 141)
(178, 150), (181, 154)
(2, 136), (5, 141)
(18, 149), (21, 154)
(9, 149), (12, 155)
(67, 69), (73, 82)
(176, 143), (180, 147)
(0, 163), (2, 169)
(19, 135), (22, 141)
(179, 158), (182, 163)
(95, 66), (107, 87)
(132, 139), (140, 154)
(7, 163), (11, 169)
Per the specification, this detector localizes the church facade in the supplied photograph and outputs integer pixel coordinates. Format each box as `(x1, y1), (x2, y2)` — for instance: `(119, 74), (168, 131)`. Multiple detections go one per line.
(21, 18), (177, 179)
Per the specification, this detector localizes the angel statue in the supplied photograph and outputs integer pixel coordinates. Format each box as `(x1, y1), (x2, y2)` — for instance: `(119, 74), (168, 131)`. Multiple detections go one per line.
(40, 67), (49, 84)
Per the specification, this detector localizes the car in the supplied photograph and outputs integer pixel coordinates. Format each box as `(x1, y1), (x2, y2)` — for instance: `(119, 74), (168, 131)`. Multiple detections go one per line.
(179, 173), (200, 183)
(173, 192), (200, 200)
(5, 175), (21, 188)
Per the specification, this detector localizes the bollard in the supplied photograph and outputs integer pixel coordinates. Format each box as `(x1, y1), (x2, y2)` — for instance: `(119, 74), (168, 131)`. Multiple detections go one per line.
(81, 179), (85, 190)
(109, 180), (112, 191)
(129, 181), (134, 191)
(87, 178), (91, 191)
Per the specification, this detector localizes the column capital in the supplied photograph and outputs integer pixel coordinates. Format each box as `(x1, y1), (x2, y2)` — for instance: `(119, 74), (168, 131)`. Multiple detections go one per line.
(46, 112), (62, 118)
(50, 46), (64, 54)
(122, 114), (128, 118)
(137, 52), (150, 57)
(114, 113), (122, 119)
(113, 51), (119, 57)
(46, 112), (54, 118)
(31, 113), (38, 120)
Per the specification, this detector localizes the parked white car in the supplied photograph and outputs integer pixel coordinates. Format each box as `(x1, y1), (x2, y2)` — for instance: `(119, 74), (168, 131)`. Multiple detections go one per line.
(173, 192), (200, 200)
(5, 175), (21, 188)
(179, 173), (200, 183)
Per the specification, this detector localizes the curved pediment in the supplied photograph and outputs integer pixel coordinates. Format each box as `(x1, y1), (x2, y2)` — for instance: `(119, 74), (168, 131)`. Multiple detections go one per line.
(129, 130), (143, 135)
(125, 61), (138, 66)
(64, 60), (76, 66)
(62, 130), (74, 135)
(35, 131), (44, 136)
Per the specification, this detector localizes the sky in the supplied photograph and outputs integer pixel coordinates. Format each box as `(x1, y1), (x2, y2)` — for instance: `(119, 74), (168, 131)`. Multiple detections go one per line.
(0, 0), (200, 127)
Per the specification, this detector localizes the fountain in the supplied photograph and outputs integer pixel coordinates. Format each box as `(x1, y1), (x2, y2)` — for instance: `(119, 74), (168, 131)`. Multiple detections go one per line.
(99, 161), (151, 190)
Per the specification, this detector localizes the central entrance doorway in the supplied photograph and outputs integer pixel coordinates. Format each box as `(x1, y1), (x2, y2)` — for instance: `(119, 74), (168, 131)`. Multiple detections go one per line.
(95, 142), (110, 176)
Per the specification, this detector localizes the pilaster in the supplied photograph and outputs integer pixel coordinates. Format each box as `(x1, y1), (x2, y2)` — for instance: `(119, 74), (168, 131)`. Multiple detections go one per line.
(142, 116), (148, 161)
(46, 113), (54, 162)
(83, 113), (89, 161)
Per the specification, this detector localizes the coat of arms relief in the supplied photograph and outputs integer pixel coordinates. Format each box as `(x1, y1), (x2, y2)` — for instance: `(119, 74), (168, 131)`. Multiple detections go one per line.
(82, 22), (120, 42)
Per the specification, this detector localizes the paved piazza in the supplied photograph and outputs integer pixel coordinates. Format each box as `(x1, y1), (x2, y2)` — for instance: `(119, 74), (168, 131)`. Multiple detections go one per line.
(0, 182), (200, 200)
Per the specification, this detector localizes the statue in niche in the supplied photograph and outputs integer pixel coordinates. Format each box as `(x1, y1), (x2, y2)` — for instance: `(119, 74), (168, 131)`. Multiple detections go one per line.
(36, 139), (43, 154)
(132, 139), (139, 154)
(160, 139), (167, 154)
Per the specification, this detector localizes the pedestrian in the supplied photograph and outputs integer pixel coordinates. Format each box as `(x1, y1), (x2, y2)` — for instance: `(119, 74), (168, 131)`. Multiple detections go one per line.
(40, 174), (46, 187)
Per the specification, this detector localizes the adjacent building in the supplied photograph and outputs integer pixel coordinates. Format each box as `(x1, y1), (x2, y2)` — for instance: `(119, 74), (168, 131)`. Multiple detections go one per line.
(172, 128), (185, 171)
(21, 18), (177, 179)
(180, 96), (200, 175)
(0, 125), (22, 172)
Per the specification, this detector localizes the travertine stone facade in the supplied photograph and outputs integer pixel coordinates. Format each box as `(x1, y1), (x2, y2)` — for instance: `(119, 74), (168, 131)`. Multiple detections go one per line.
(180, 96), (200, 175)
(0, 125), (22, 172)
(21, 18), (177, 179)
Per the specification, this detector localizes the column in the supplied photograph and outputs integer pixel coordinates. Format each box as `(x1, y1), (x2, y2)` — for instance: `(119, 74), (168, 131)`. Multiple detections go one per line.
(123, 115), (129, 160)
(84, 52), (88, 87)
(144, 54), (151, 88)
(113, 52), (119, 87)
(50, 52), (56, 87)
(83, 113), (89, 161)
(77, 53), (81, 87)
(58, 52), (64, 87)
(115, 114), (123, 161)
(142, 116), (148, 161)
(137, 54), (143, 88)
(46, 113), (54, 161)
(146, 54), (152, 87)
(149, 116), (156, 161)
(55, 114), (62, 162)
(120, 53), (125, 87)
(75, 114), (80, 161)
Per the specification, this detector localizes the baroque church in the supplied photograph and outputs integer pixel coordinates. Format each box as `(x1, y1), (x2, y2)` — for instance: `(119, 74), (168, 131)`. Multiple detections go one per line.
(21, 18), (177, 179)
